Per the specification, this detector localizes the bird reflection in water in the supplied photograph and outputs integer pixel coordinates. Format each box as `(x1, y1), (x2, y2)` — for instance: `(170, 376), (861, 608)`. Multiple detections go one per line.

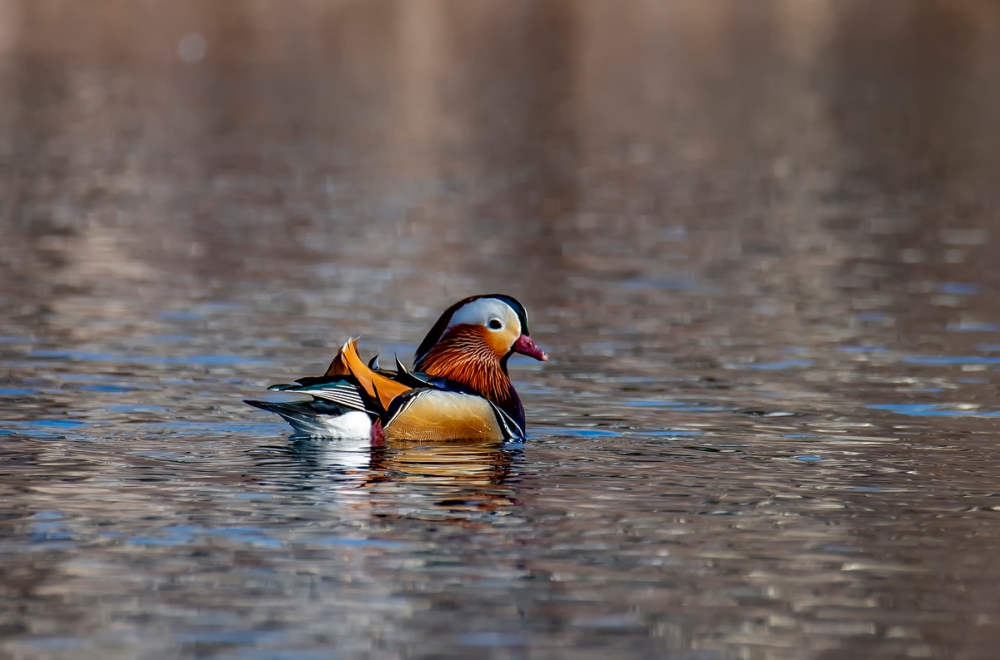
(369, 439), (519, 513)
(270, 437), (521, 517)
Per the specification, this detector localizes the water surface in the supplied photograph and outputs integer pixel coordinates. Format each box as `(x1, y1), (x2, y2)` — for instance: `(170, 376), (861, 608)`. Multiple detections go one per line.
(3, 2), (1000, 658)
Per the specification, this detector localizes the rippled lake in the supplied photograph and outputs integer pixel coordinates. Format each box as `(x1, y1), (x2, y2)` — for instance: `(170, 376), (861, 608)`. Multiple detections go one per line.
(3, 2), (1000, 658)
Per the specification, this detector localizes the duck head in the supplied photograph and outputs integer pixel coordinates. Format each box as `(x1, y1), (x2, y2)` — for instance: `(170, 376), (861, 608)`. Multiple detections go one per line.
(414, 295), (547, 404)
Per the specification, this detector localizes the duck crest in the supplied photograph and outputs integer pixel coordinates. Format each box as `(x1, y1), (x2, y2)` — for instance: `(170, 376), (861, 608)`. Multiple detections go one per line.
(414, 325), (524, 428)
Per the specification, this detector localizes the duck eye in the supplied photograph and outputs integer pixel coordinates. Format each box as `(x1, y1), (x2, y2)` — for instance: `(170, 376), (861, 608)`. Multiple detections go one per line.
(488, 319), (503, 330)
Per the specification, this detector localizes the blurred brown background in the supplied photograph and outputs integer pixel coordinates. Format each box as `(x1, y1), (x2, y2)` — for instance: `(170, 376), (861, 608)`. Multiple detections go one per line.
(3, 0), (1000, 352)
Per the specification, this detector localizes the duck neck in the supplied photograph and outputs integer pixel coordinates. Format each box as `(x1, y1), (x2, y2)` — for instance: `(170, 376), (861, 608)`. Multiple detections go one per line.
(415, 335), (525, 431)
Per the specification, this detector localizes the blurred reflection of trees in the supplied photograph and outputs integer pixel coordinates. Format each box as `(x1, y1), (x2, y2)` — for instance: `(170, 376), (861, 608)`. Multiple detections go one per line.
(1, 0), (1000, 344)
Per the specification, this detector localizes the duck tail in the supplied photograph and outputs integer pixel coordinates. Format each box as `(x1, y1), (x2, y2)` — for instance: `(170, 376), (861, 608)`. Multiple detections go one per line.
(243, 398), (372, 438)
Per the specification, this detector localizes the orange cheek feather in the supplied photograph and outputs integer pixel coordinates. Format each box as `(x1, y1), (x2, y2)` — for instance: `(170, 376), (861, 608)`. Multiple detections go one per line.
(486, 327), (516, 356)
(416, 325), (514, 404)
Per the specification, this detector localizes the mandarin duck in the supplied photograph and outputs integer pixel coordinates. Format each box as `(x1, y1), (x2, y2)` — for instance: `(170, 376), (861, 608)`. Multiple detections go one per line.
(245, 295), (547, 441)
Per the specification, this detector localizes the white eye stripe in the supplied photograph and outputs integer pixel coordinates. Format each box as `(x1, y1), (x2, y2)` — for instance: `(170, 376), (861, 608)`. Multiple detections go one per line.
(449, 298), (521, 335)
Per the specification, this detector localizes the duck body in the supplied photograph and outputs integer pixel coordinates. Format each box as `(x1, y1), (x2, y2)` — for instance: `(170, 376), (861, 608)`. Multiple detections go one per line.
(245, 294), (547, 442)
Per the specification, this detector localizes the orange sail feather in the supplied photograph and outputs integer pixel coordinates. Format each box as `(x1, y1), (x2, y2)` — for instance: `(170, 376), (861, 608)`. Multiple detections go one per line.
(337, 339), (410, 410)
